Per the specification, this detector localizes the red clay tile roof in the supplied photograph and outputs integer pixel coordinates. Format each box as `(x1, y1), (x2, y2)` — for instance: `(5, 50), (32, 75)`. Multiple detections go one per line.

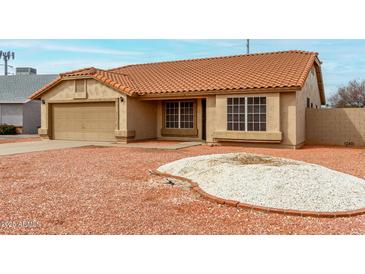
(30, 50), (324, 100)
(30, 67), (137, 99)
(111, 50), (320, 95)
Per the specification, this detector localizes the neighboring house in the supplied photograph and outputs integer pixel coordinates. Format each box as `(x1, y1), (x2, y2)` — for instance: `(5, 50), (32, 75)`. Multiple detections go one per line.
(30, 50), (325, 148)
(0, 68), (57, 134)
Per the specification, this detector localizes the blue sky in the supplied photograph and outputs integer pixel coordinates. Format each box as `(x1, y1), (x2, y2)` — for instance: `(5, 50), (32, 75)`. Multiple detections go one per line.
(0, 39), (364, 96)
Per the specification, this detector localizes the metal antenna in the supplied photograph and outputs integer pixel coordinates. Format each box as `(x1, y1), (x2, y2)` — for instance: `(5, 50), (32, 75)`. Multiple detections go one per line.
(246, 39), (250, 54)
(0, 50), (15, 75)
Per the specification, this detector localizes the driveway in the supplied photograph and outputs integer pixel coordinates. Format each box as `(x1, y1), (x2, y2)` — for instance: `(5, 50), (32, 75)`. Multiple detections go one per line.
(0, 140), (202, 156)
(0, 134), (39, 140)
(0, 135), (41, 145)
(0, 144), (364, 234)
(0, 140), (109, 156)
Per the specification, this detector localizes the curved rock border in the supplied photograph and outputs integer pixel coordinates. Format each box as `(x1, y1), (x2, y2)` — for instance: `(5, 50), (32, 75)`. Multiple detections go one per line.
(152, 170), (365, 218)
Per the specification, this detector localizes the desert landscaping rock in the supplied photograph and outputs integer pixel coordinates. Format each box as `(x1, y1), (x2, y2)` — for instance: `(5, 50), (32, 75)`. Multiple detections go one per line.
(1, 145), (365, 234)
(158, 153), (365, 212)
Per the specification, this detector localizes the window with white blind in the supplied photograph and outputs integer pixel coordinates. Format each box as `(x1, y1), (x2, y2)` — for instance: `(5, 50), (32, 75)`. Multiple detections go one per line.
(165, 101), (194, 129)
(227, 97), (266, 132)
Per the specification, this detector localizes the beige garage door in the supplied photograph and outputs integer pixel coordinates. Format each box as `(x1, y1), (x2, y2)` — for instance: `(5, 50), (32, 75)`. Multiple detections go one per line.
(52, 102), (116, 141)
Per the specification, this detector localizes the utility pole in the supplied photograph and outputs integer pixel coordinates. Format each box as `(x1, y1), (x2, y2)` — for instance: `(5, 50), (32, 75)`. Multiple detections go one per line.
(246, 39), (250, 54)
(0, 51), (15, 75)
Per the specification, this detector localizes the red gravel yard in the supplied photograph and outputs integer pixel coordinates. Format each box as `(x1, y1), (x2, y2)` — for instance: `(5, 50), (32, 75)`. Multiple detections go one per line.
(0, 145), (364, 234)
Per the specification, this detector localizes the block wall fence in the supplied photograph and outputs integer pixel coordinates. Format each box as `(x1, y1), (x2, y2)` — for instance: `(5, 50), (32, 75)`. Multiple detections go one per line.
(306, 108), (365, 147)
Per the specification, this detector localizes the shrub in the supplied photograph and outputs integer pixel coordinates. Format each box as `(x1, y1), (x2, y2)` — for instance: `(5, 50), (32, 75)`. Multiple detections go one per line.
(0, 124), (17, 135)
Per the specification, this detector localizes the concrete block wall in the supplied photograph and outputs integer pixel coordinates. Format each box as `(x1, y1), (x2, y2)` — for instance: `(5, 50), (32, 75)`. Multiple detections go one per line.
(306, 108), (365, 146)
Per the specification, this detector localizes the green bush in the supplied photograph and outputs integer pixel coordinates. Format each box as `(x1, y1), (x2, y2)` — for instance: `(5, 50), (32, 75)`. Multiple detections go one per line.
(0, 124), (17, 135)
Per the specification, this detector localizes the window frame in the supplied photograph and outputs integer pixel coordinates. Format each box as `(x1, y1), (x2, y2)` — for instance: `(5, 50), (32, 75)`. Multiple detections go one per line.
(227, 97), (246, 131)
(227, 96), (267, 132)
(164, 100), (194, 129)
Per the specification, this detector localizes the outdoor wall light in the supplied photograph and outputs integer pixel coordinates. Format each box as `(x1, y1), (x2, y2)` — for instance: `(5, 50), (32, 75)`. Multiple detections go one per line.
(41, 100), (45, 104)
(120, 97), (124, 102)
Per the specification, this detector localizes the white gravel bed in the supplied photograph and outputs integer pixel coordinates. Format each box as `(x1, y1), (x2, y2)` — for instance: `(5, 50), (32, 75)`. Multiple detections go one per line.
(157, 153), (365, 212)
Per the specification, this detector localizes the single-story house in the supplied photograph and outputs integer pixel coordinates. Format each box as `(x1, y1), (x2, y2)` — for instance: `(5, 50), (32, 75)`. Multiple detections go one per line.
(30, 50), (325, 148)
(0, 68), (57, 134)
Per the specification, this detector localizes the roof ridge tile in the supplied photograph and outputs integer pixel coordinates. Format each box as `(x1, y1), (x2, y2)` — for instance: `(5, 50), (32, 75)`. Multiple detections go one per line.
(60, 67), (97, 76)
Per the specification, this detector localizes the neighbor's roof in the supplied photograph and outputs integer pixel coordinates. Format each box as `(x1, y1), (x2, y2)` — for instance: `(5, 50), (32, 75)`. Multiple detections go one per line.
(0, 74), (58, 103)
(30, 50), (325, 102)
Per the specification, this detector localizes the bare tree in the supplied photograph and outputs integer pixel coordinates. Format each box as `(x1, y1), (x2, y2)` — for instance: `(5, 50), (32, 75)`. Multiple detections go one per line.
(329, 80), (365, 108)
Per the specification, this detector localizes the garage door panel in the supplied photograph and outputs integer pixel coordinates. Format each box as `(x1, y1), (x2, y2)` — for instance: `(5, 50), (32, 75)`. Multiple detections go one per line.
(52, 102), (116, 141)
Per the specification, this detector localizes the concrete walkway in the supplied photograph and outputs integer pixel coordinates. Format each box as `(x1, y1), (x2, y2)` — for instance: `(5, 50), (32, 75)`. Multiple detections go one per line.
(0, 140), (104, 156)
(0, 140), (203, 156)
(116, 141), (202, 150)
(0, 134), (39, 140)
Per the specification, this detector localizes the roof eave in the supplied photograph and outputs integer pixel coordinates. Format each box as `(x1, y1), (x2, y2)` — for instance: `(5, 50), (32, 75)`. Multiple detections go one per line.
(137, 86), (300, 98)
(29, 75), (136, 100)
(294, 54), (326, 105)
(314, 57), (326, 105)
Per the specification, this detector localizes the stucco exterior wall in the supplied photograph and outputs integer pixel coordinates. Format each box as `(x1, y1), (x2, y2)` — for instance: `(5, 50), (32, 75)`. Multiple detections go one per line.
(280, 92), (297, 146)
(214, 93), (280, 131)
(208, 93), (284, 144)
(118, 96), (127, 132)
(156, 99), (203, 141)
(157, 101), (163, 138)
(34, 74), (324, 147)
(127, 96), (157, 140)
(23, 100), (41, 134)
(42, 79), (121, 101)
(196, 99), (203, 140)
(296, 66), (322, 145)
(0, 103), (23, 126)
(206, 95), (216, 143)
(306, 108), (365, 146)
(39, 79), (127, 140)
(39, 79), (158, 142)
(204, 92), (301, 147)
(40, 102), (48, 137)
